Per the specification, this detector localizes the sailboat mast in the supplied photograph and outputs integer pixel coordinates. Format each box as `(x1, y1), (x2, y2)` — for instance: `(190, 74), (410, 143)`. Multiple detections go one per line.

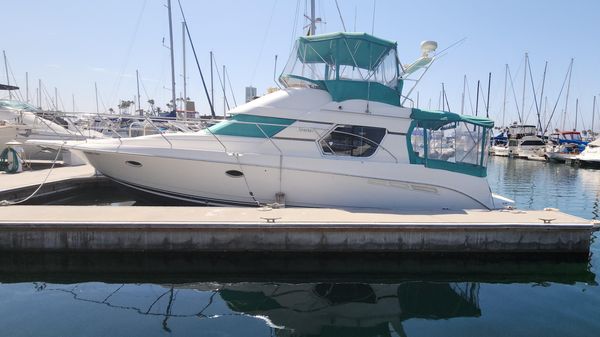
(38, 79), (42, 109)
(486, 72), (491, 118)
(94, 82), (99, 113)
(521, 53), (528, 122)
(537, 61), (548, 134)
(136, 70), (142, 116)
(3, 51), (11, 100)
(182, 21), (187, 106)
(26, 72), (29, 103)
(502, 64), (507, 127)
(461, 75), (466, 114)
(574, 98), (578, 131)
(310, 0), (316, 35)
(167, 0), (177, 114)
(562, 58), (574, 130)
(210, 51), (214, 109)
(592, 95), (596, 138)
(223, 65), (227, 117)
(475, 80), (480, 116)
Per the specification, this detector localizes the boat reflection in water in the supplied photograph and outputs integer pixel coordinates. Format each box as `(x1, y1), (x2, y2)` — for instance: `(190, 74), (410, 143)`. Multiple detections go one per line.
(206, 281), (480, 337)
(0, 252), (595, 336)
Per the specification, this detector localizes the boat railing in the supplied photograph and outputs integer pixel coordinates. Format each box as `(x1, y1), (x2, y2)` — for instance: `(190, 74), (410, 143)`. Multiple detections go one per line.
(196, 118), (400, 164)
(24, 112), (399, 162)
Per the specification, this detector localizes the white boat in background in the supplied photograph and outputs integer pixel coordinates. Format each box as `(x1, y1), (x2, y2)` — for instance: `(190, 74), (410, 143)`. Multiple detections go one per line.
(516, 136), (546, 160)
(493, 145), (510, 157)
(490, 130), (509, 157)
(545, 131), (586, 163)
(44, 32), (512, 211)
(0, 99), (104, 160)
(577, 138), (600, 168)
(506, 125), (545, 160)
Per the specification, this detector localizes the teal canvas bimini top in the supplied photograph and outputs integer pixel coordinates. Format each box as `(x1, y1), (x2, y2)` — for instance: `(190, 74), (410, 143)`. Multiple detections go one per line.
(410, 108), (495, 129)
(297, 32), (398, 71)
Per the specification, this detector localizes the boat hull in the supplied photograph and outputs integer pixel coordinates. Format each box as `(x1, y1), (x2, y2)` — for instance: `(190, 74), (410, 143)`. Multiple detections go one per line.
(80, 149), (494, 210)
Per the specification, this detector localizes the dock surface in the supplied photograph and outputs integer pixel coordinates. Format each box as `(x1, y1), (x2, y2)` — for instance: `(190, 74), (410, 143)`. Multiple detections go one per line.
(0, 164), (100, 201)
(0, 205), (595, 254)
(0, 164), (96, 191)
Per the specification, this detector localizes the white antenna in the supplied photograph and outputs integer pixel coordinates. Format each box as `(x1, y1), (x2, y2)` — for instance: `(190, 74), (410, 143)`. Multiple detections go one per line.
(371, 0), (376, 34)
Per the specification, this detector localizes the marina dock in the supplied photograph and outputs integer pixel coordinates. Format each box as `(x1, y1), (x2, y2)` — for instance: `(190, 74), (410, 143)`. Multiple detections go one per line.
(0, 164), (102, 202)
(0, 203), (596, 254)
(0, 165), (597, 254)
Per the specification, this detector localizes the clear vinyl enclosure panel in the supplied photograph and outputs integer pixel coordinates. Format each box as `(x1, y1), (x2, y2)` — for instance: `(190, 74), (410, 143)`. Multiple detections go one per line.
(410, 121), (490, 177)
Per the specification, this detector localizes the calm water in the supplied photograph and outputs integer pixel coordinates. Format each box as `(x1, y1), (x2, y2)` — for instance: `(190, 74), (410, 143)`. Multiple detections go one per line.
(3, 157), (600, 337)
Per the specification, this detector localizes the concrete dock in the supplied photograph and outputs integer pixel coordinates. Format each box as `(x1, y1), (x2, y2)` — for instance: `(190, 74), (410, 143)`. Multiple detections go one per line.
(0, 165), (597, 254)
(0, 164), (102, 201)
(0, 205), (596, 253)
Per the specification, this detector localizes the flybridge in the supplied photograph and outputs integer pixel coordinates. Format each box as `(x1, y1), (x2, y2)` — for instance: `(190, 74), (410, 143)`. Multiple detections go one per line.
(279, 32), (402, 106)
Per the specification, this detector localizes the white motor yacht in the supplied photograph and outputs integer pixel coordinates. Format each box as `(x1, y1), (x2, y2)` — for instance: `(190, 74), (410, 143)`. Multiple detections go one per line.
(577, 138), (600, 168)
(53, 32), (511, 210)
(0, 99), (104, 160)
(545, 131), (586, 163)
(507, 125), (545, 160)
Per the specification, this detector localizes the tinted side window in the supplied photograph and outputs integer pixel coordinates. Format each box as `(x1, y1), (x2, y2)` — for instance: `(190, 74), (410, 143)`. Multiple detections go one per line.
(320, 125), (387, 157)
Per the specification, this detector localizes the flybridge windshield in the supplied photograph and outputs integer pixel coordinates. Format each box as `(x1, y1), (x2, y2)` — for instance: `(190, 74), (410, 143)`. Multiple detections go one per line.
(0, 100), (39, 112)
(279, 33), (402, 106)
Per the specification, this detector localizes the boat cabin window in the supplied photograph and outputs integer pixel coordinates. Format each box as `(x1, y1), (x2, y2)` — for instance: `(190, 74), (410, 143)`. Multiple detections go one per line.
(410, 121), (490, 177)
(562, 133), (582, 141)
(521, 139), (545, 146)
(320, 125), (387, 157)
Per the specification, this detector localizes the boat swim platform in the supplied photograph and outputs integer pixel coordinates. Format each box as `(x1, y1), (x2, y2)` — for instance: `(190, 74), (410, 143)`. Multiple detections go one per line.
(0, 205), (597, 254)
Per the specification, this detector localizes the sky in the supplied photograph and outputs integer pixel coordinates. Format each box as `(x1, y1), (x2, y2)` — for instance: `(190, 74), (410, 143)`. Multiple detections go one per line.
(2, 0), (600, 130)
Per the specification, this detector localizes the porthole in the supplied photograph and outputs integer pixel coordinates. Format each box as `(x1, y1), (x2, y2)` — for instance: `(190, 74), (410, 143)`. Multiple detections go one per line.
(225, 170), (244, 177)
(125, 160), (143, 167)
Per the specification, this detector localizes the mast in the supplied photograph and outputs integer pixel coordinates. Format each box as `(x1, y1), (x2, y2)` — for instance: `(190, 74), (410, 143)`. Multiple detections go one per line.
(486, 72), (491, 118)
(54, 87), (58, 111)
(574, 98), (578, 131)
(167, 0), (177, 114)
(38, 79), (41, 109)
(562, 58), (574, 130)
(182, 21), (187, 107)
(521, 53), (527, 122)
(25, 72), (29, 103)
(475, 80), (480, 116)
(310, 0), (316, 35)
(502, 64), (507, 127)
(223, 65), (227, 117)
(210, 51), (214, 109)
(72, 94), (75, 113)
(592, 96), (596, 138)
(441, 83), (445, 111)
(136, 70), (142, 116)
(94, 82), (99, 113)
(537, 61), (548, 134)
(3, 51), (11, 100)
(461, 75), (466, 114)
